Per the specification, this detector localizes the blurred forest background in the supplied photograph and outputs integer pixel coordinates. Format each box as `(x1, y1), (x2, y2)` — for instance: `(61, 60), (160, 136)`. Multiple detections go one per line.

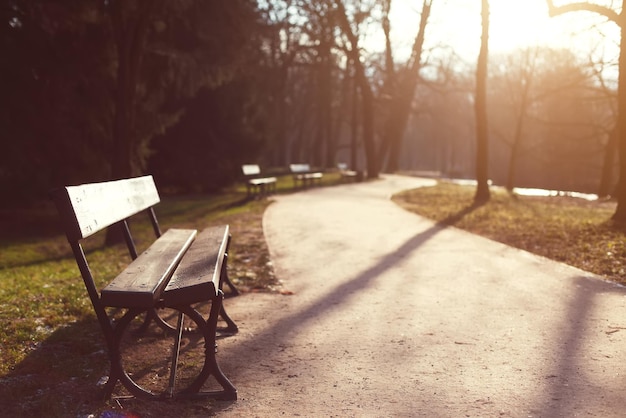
(0, 0), (620, 208)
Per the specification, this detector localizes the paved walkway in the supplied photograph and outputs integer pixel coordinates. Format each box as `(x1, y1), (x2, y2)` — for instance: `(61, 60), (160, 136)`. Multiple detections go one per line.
(216, 174), (626, 417)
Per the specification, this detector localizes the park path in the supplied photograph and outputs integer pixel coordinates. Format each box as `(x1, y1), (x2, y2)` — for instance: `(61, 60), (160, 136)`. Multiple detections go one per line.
(214, 174), (626, 417)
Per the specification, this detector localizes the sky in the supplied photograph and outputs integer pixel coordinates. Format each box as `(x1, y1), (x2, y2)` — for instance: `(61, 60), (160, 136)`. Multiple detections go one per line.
(383, 0), (620, 64)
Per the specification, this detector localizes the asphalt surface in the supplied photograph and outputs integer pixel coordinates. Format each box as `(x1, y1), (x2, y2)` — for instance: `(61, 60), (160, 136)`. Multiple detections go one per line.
(214, 174), (626, 417)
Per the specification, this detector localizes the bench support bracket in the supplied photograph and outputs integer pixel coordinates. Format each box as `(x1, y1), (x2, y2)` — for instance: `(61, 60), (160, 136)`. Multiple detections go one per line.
(99, 298), (237, 401)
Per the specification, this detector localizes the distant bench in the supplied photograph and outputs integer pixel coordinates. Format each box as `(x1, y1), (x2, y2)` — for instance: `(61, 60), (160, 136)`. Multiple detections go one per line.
(337, 163), (358, 182)
(289, 163), (323, 188)
(51, 175), (238, 401)
(241, 164), (277, 197)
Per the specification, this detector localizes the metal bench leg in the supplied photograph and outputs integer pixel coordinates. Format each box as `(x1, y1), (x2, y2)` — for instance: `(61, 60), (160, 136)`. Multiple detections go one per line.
(104, 308), (152, 400)
(218, 304), (238, 335)
(221, 258), (240, 297)
(180, 292), (237, 400)
(221, 239), (240, 297)
(167, 311), (185, 398)
(103, 305), (235, 400)
(218, 251), (239, 334)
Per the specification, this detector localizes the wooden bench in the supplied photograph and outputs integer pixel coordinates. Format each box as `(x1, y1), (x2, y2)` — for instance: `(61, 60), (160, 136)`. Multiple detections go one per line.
(289, 163), (323, 188)
(50, 175), (238, 401)
(337, 163), (358, 182)
(241, 164), (277, 197)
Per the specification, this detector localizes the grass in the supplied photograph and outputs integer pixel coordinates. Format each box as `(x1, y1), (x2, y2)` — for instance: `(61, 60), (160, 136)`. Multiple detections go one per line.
(0, 171), (344, 417)
(392, 181), (626, 285)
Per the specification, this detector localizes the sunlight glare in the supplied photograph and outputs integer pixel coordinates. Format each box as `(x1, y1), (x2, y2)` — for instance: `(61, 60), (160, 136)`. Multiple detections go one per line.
(388, 0), (619, 62)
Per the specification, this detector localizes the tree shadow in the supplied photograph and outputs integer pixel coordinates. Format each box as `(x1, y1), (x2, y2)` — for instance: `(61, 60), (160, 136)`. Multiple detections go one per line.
(605, 218), (626, 233)
(0, 308), (241, 417)
(0, 317), (110, 416)
(437, 200), (487, 227)
(0, 236), (125, 270)
(212, 221), (626, 415)
(211, 221), (447, 394)
(530, 275), (626, 416)
(9, 215), (625, 416)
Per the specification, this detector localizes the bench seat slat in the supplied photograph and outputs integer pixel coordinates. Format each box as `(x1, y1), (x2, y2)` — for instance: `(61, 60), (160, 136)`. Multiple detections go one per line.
(249, 177), (277, 186)
(296, 173), (323, 179)
(163, 225), (229, 306)
(100, 228), (197, 308)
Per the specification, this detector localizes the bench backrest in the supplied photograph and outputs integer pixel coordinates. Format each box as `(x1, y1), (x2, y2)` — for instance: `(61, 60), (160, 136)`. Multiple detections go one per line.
(50, 175), (165, 337)
(289, 163), (311, 174)
(242, 164), (261, 177)
(51, 176), (160, 242)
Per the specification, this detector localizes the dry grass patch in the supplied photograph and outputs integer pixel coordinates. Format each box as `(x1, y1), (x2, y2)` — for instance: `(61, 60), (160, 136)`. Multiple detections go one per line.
(392, 181), (626, 284)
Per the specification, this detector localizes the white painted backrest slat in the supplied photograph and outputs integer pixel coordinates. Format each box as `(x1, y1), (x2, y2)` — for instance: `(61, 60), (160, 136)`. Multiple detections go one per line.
(289, 164), (310, 173)
(65, 176), (160, 239)
(242, 165), (261, 176)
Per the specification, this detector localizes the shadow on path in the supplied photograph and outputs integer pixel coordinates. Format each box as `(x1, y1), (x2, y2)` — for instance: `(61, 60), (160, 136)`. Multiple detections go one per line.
(221, 220), (447, 373)
(532, 276), (625, 416)
(437, 201), (486, 227)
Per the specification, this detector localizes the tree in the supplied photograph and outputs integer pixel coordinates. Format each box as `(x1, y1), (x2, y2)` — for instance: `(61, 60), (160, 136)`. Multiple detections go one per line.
(334, 0), (380, 178)
(257, 0), (304, 167)
(534, 49), (613, 193)
(108, 1), (261, 179)
(474, 0), (491, 203)
(378, 0), (432, 173)
(409, 68), (475, 178)
(591, 59), (619, 197)
(145, 0), (268, 190)
(108, 0), (155, 179)
(546, 0), (626, 221)
(256, 0), (349, 171)
(494, 48), (538, 192)
(489, 46), (600, 192)
(332, 0), (435, 178)
(0, 1), (263, 205)
(0, 1), (116, 205)
(302, 0), (340, 167)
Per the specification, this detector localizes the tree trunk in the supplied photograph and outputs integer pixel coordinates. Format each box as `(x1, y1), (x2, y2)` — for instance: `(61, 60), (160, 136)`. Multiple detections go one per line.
(109, 0), (154, 180)
(381, 0), (432, 173)
(598, 127), (617, 198)
(322, 38), (335, 169)
(335, 0), (378, 179)
(506, 108), (526, 192)
(474, 0), (491, 203)
(107, 0), (154, 246)
(350, 68), (359, 171)
(359, 76), (378, 178)
(276, 80), (288, 167)
(111, 42), (134, 180)
(612, 25), (626, 221)
(545, 0), (625, 220)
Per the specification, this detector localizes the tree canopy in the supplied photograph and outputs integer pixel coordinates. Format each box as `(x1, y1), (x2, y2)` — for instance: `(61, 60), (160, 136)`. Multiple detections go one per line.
(1, 0), (622, 222)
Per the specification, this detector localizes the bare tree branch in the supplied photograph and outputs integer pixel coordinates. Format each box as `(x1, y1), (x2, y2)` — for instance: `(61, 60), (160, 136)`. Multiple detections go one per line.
(545, 0), (621, 23)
